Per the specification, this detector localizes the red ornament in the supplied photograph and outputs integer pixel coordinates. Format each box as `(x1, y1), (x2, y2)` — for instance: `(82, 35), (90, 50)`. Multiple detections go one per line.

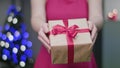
(108, 9), (118, 21)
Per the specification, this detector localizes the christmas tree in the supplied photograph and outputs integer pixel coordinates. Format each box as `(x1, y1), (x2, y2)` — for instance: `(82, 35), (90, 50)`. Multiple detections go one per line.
(0, 5), (33, 68)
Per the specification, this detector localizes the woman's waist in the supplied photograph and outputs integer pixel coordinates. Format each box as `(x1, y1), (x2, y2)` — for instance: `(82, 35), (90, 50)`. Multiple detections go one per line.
(46, 0), (88, 20)
(46, 10), (88, 20)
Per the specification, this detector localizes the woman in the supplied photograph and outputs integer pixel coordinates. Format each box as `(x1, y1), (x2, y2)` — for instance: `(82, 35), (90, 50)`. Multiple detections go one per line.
(31, 0), (103, 68)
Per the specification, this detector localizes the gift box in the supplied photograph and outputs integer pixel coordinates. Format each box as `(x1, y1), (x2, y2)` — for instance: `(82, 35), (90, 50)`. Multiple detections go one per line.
(48, 18), (92, 64)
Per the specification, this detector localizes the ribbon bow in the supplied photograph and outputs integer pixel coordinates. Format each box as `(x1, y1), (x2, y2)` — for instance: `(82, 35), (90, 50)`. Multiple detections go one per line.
(52, 24), (79, 38)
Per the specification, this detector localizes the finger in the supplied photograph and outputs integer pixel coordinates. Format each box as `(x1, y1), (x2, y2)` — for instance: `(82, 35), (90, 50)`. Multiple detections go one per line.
(43, 23), (49, 33)
(38, 36), (51, 53)
(91, 24), (97, 41)
(87, 21), (93, 31)
(40, 31), (50, 44)
(38, 36), (51, 52)
(92, 33), (98, 45)
(89, 33), (97, 49)
(38, 29), (50, 44)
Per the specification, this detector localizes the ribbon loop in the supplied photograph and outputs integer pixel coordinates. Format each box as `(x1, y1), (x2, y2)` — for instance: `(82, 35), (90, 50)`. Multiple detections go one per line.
(52, 24), (79, 38)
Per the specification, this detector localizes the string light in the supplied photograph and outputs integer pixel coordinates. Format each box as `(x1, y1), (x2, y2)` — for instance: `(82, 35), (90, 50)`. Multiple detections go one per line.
(9, 26), (16, 33)
(6, 32), (14, 41)
(9, 42), (14, 49)
(21, 39), (27, 45)
(14, 30), (20, 38)
(5, 42), (9, 48)
(20, 61), (26, 67)
(7, 32), (12, 36)
(4, 24), (10, 31)
(12, 53), (18, 64)
(23, 32), (29, 39)
(24, 49), (32, 58)
(20, 23), (26, 32)
(1, 34), (7, 40)
(20, 45), (26, 52)
(2, 49), (10, 61)
(19, 55), (27, 67)
(2, 54), (7, 61)
(9, 12), (14, 17)
(7, 16), (13, 23)
(12, 47), (18, 54)
(0, 41), (5, 47)
(8, 34), (14, 41)
(26, 41), (32, 48)
(12, 17), (18, 24)
(14, 30), (21, 41)
(12, 44), (19, 54)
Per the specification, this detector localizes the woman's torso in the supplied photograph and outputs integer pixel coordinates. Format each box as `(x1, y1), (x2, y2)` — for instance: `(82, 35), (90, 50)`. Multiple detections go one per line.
(46, 0), (88, 20)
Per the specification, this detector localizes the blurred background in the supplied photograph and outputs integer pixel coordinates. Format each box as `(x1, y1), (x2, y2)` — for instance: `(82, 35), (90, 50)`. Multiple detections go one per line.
(0, 0), (120, 68)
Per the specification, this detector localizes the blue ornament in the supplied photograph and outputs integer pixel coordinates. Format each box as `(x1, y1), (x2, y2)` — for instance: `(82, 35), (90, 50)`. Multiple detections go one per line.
(4, 24), (10, 31)
(2, 34), (7, 40)
(7, 5), (18, 16)
(12, 53), (18, 64)
(14, 31), (20, 37)
(26, 41), (32, 48)
(21, 39), (27, 45)
(9, 42), (14, 48)
(23, 32), (29, 39)
(20, 55), (27, 62)
(20, 23), (26, 32)
(4, 42), (10, 48)
(24, 49), (32, 58)
(2, 49), (11, 60)
(5, 38), (11, 43)
(9, 27), (16, 34)
(14, 31), (21, 41)
(12, 45), (19, 54)
(20, 55), (27, 67)
(8, 35), (14, 42)
(15, 44), (20, 49)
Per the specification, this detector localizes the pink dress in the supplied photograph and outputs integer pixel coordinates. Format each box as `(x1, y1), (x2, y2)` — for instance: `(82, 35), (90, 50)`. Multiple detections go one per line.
(34, 0), (97, 68)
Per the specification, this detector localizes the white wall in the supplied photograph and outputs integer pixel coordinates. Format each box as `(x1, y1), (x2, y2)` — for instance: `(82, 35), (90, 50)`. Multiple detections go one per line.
(103, 0), (120, 68)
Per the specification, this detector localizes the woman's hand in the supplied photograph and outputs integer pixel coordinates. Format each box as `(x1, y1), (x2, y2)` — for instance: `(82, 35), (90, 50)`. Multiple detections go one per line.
(88, 21), (98, 47)
(38, 23), (51, 53)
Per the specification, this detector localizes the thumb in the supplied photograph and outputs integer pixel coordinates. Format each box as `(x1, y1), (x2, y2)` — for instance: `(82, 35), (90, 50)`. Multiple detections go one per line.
(43, 23), (49, 33)
(87, 21), (93, 31)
